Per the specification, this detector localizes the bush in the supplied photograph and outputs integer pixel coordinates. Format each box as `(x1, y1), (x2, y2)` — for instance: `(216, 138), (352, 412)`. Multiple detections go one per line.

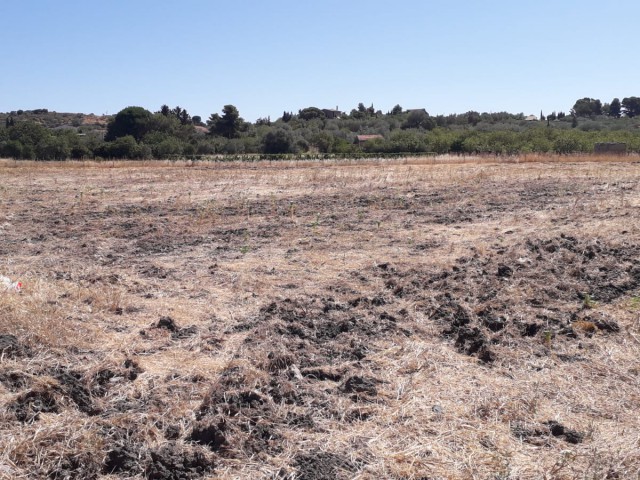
(151, 138), (183, 159)
(97, 136), (145, 159)
(263, 129), (295, 154)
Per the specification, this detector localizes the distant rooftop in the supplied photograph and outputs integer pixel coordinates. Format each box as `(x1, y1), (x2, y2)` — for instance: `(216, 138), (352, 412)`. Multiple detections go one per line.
(356, 134), (383, 143)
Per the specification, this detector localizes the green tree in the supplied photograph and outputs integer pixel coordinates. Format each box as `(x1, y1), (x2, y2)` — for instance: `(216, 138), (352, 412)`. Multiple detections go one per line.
(144, 113), (181, 137)
(36, 135), (71, 160)
(609, 98), (621, 118)
(390, 104), (403, 115)
(151, 138), (183, 159)
(350, 103), (369, 120)
(402, 109), (435, 130)
(298, 107), (325, 121)
(622, 97), (640, 118)
(179, 109), (191, 125)
(1, 140), (24, 158)
(208, 105), (243, 138)
(572, 98), (602, 117)
(263, 128), (294, 154)
(99, 135), (144, 159)
(70, 143), (91, 159)
(105, 106), (152, 141)
(8, 121), (50, 145)
(466, 111), (481, 126)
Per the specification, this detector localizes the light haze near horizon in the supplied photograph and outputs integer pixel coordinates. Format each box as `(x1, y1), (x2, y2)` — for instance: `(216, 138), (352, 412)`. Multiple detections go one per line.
(1, 0), (638, 121)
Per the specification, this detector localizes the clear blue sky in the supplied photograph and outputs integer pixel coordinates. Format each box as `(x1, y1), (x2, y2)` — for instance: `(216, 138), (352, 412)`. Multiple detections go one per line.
(1, 0), (638, 121)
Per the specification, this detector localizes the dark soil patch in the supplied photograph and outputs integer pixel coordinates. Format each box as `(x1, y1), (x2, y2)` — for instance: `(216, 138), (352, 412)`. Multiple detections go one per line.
(172, 325), (198, 340)
(48, 452), (99, 480)
(511, 422), (550, 446)
(9, 388), (59, 422)
(341, 375), (380, 400)
(545, 420), (585, 444)
(54, 368), (100, 415)
(454, 326), (494, 362)
(260, 296), (401, 344)
(253, 296), (404, 370)
(156, 316), (178, 332)
(267, 351), (295, 372)
(90, 359), (142, 397)
(195, 362), (301, 460)
(0, 334), (28, 358)
(103, 443), (142, 476)
(285, 412), (316, 429)
(581, 314), (621, 333)
(497, 265), (513, 278)
(301, 367), (343, 381)
(432, 295), (495, 362)
(200, 389), (268, 418)
(525, 236), (640, 303)
(0, 371), (31, 391)
(188, 419), (228, 452)
(240, 422), (282, 455)
(153, 316), (198, 339)
(145, 443), (214, 480)
(164, 425), (182, 440)
(294, 451), (359, 480)
(370, 235), (637, 361)
(139, 264), (173, 279)
(511, 421), (585, 446)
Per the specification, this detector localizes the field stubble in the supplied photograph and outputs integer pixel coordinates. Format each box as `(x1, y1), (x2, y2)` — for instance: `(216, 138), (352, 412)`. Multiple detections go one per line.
(0, 156), (639, 479)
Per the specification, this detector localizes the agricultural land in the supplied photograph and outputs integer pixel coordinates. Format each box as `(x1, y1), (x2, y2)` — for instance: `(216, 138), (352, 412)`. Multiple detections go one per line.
(1, 155), (639, 479)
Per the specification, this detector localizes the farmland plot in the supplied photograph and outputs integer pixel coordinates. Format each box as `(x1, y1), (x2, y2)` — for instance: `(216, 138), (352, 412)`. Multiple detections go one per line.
(0, 157), (639, 479)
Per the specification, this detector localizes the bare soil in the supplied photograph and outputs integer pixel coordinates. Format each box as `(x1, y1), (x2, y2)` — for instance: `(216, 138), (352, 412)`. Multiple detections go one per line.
(0, 157), (639, 479)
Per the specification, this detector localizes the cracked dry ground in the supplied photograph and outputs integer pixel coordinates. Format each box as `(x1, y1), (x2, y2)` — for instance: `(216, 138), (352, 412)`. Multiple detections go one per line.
(1, 158), (639, 479)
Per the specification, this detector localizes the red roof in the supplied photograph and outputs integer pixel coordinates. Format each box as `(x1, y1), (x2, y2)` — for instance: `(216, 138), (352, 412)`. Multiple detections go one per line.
(356, 134), (383, 142)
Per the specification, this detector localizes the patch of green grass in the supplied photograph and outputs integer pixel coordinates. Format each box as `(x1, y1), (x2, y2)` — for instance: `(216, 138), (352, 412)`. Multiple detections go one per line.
(583, 293), (597, 309)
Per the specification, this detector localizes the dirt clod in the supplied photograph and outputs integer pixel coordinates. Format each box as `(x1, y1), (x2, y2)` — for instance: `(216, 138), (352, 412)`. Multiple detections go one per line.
(294, 451), (358, 480)
(145, 444), (214, 480)
(103, 444), (142, 475)
(49, 453), (99, 480)
(156, 316), (178, 332)
(0, 371), (31, 391)
(54, 368), (100, 415)
(497, 265), (513, 278)
(545, 420), (585, 444)
(341, 376), (379, 396)
(9, 388), (59, 422)
(188, 419), (227, 451)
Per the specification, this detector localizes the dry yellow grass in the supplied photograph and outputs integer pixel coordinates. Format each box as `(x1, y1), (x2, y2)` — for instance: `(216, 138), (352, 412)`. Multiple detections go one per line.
(0, 155), (639, 479)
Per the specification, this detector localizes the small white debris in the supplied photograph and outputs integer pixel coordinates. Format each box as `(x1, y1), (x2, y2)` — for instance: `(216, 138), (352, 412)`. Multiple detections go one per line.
(0, 275), (22, 292)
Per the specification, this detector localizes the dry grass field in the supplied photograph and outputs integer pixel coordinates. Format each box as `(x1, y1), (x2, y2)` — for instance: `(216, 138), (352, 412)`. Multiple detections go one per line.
(1, 155), (639, 479)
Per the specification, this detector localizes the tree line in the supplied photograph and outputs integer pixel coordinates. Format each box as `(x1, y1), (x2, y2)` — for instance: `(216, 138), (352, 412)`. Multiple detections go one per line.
(1, 97), (639, 160)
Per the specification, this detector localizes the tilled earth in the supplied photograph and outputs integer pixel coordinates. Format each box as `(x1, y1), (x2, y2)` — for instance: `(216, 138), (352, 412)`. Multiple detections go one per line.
(0, 158), (639, 479)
